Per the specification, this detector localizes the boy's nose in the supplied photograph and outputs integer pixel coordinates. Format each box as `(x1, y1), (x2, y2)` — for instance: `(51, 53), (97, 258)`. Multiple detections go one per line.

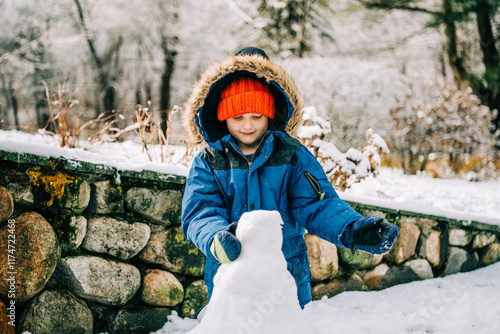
(242, 120), (253, 129)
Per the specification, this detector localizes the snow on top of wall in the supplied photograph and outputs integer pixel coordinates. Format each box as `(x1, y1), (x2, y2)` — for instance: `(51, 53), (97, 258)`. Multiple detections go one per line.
(0, 130), (189, 177)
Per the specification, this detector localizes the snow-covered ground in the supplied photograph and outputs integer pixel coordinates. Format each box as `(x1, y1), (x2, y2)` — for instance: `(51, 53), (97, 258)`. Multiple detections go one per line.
(2, 129), (500, 333)
(342, 168), (500, 226)
(157, 261), (500, 334)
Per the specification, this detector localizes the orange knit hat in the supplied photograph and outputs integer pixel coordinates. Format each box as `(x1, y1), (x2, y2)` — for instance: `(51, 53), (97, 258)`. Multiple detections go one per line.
(217, 77), (275, 121)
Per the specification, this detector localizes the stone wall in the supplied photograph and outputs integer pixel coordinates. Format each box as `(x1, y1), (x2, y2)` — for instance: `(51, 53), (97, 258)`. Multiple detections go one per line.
(0, 151), (206, 334)
(307, 201), (500, 300)
(1, 150), (500, 334)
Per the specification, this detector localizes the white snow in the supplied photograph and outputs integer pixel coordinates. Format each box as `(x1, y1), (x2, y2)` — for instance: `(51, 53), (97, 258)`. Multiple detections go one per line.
(302, 106), (331, 131)
(0, 130), (189, 177)
(342, 167), (500, 226)
(296, 125), (324, 139)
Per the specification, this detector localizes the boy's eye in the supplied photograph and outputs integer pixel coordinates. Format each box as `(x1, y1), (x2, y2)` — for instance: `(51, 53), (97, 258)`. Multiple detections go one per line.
(252, 115), (262, 119)
(233, 116), (243, 120)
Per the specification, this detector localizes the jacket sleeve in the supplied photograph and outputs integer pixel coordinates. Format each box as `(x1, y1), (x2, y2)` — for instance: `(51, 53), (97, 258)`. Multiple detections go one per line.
(288, 145), (363, 249)
(182, 152), (231, 257)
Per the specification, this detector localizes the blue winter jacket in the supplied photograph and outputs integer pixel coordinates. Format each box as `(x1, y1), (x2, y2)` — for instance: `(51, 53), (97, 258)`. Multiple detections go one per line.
(181, 49), (364, 307)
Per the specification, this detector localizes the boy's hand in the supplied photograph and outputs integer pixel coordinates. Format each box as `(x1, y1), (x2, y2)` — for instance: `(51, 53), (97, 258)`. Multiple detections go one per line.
(344, 216), (398, 255)
(210, 223), (241, 263)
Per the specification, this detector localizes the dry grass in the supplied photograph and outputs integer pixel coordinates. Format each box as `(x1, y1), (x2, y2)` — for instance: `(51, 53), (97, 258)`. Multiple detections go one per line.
(42, 80), (124, 149)
(382, 154), (500, 180)
(40, 79), (195, 165)
(131, 103), (182, 162)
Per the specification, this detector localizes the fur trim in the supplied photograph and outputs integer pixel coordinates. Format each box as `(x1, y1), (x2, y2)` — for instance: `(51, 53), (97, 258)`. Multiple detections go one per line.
(183, 54), (304, 145)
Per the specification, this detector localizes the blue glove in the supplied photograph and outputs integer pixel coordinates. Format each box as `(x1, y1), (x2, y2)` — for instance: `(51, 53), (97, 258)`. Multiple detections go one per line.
(210, 223), (241, 263)
(343, 216), (398, 255)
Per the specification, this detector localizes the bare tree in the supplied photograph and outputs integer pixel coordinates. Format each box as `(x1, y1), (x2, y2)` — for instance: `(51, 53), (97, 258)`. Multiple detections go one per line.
(155, 0), (179, 135)
(74, 0), (123, 118)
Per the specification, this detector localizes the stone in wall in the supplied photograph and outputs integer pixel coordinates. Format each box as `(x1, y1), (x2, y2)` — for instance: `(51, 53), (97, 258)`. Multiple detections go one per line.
(418, 229), (441, 267)
(338, 247), (382, 271)
(409, 216), (442, 268)
(384, 222), (421, 265)
(87, 180), (124, 214)
(361, 210), (387, 220)
(442, 247), (479, 276)
(103, 308), (173, 334)
(0, 186), (14, 224)
(7, 171), (90, 213)
(363, 263), (421, 290)
(18, 289), (93, 334)
(181, 280), (209, 319)
(137, 225), (205, 276)
(52, 256), (141, 306)
(305, 233), (338, 281)
(403, 216), (439, 231)
(6, 183), (34, 207)
(81, 216), (150, 260)
(449, 228), (473, 247)
(0, 212), (60, 304)
(403, 259), (434, 280)
(0, 299), (15, 334)
(52, 215), (87, 253)
(472, 232), (496, 249)
(311, 274), (367, 300)
(479, 243), (500, 266)
(125, 187), (182, 226)
(139, 269), (184, 307)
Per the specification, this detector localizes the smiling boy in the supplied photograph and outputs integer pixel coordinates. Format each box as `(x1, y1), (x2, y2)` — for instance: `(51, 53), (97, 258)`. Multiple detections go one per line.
(181, 47), (398, 308)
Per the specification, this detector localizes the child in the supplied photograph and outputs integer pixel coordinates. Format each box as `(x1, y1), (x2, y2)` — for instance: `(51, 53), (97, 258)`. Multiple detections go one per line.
(181, 46), (398, 308)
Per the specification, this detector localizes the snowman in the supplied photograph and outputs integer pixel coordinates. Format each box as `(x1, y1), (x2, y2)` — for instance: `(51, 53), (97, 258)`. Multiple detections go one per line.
(188, 210), (319, 334)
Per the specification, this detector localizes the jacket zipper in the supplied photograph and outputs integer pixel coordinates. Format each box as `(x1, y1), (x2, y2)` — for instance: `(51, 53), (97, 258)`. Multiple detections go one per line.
(304, 171), (325, 201)
(226, 134), (269, 171)
(226, 141), (251, 170)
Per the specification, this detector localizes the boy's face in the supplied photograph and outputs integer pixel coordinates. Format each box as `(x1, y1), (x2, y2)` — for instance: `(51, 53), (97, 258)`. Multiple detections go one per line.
(226, 113), (269, 155)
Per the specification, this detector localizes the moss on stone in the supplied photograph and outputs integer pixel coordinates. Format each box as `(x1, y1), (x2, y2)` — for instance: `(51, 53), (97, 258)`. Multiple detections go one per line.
(18, 168), (89, 213)
(50, 213), (78, 241)
(164, 226), (205, 276)
(181, 280), (208, 319)
(158, 284), (184, 306)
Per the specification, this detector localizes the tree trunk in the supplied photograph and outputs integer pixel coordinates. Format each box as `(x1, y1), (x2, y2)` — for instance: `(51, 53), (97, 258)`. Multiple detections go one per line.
(135, 85), (142, 107)
(11, 94), (19, 129)
(34, 40), (54, 130)
(159, 44), (176, 136)
(442, 0), (468, 87)
(474, 0), (500, 137)
(475, 0), (499, 71)
(102, 85), (116, 116)
(74, 0), (116, 118)
(145, 81), (152, 105)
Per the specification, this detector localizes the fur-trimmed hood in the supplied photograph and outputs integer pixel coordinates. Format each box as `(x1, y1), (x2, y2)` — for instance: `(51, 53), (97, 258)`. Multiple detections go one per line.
(183, 51), (304, 147)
